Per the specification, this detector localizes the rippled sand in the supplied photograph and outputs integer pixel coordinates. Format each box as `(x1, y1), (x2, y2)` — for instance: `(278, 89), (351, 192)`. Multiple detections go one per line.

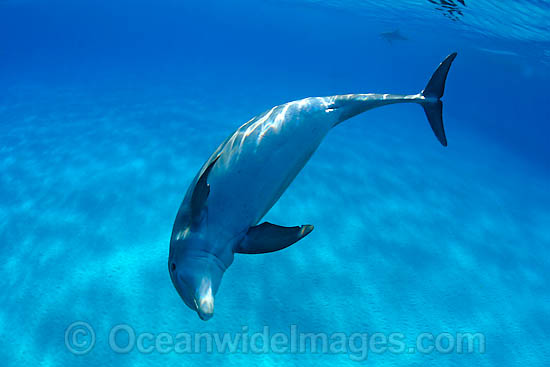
(0, 82), (548, 366)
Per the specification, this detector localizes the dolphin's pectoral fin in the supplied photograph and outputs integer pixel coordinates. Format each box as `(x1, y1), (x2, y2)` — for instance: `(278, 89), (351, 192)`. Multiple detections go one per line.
(191, 155), (220, 226)
(235, 222), (314, 254)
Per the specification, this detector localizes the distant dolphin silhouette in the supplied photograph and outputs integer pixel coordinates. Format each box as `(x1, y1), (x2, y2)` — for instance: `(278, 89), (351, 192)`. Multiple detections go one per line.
(380, 30), (408, 44)
(168, 53), (458, 320)
(477, 47), (519, 57)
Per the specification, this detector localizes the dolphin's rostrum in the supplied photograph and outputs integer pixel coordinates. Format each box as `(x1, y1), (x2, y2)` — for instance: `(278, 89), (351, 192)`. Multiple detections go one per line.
(168, 53), (458, 320)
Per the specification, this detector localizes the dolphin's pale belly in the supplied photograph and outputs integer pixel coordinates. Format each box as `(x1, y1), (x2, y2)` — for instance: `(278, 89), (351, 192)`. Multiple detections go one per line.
(204, 100), (334, 241)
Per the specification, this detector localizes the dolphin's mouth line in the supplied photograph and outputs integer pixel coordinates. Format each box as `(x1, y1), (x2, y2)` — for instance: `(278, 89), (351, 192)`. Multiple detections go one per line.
(180, 249), (228, 273)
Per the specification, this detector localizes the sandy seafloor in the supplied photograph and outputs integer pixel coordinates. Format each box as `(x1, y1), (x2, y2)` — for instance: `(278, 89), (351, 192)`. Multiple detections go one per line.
(0, 68), (548, 367)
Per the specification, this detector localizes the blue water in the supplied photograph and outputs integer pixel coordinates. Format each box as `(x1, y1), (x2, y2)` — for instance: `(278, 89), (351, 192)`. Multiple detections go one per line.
(1, 0), (549, 366)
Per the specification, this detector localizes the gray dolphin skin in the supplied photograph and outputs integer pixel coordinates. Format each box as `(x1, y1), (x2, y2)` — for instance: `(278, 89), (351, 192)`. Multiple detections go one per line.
(168, 53), (457, 320)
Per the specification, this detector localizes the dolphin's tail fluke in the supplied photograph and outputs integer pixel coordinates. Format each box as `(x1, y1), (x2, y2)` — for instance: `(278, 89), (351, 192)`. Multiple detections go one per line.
(420, 52), (457, 147)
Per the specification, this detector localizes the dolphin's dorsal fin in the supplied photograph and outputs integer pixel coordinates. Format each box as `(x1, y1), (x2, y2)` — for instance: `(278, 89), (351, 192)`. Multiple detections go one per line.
(191, 155), (220, 225)
(235, 222), (314, 254)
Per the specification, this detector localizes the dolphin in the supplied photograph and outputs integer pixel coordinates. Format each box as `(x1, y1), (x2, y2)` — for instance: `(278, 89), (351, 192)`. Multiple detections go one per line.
(168, 53), (457, 320)
(380, 29), (408, 44)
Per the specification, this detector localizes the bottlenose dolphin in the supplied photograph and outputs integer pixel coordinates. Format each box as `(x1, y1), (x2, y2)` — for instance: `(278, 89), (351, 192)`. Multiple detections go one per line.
(380, 29), (408, 43)
(169, 53), (457, 320)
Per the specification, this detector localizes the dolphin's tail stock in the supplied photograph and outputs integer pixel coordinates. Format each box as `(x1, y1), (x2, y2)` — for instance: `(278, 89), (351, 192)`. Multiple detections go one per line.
(419, 52), (457, 147)
(330, 53), (457, 145)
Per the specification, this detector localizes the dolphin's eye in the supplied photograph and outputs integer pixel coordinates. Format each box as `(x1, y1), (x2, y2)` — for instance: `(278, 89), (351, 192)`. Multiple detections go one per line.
(171, 263), (176, 272)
